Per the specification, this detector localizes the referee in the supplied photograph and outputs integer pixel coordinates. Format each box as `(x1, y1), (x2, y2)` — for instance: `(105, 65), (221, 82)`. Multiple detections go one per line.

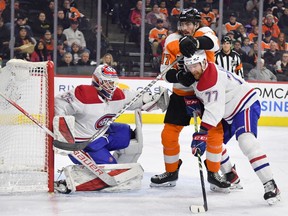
(215, 36), (244, 78)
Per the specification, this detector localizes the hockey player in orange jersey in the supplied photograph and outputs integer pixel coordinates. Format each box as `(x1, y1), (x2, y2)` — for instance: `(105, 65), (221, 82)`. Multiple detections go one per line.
(150, 8), (241, 192)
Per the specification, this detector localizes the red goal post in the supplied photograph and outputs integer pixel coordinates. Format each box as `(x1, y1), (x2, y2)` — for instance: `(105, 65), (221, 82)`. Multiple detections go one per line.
(0, 59), (54, 193)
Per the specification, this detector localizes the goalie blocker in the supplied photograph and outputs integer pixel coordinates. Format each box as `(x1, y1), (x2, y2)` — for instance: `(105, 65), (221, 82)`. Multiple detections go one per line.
(53, 110), (144, 192)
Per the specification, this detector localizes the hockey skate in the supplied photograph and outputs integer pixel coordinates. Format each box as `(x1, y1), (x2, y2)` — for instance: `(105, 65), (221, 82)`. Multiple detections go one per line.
(263, 179), (281, 205)
(54, 180), (72, 194)
(223, 165), (243, 190)
(207, 171), (231, 193)
(150, 159), (182, 187)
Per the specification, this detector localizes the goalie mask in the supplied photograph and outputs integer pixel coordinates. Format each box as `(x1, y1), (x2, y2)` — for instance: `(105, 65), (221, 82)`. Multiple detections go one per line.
(92, 64), (119, 100)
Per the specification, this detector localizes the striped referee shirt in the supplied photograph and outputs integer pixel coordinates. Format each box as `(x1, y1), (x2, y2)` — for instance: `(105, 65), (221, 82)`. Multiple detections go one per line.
(215, 50), (244, 78)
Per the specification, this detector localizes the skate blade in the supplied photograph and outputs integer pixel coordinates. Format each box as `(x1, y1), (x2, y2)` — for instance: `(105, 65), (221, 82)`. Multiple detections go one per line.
(266, 195), (281, 205)
(230, 183), (243, 190)
(150, 181), (176, 188)
(210, 184), (230, 193)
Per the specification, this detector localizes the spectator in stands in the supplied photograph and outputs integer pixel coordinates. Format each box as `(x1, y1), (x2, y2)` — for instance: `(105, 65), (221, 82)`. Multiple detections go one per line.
(14, 26), (36, 60)
(278, 7), (288, 32)
(145, 0), (153, 14)
(0, 17), (10, 59)
(77, 50), (92, 66)
(129, 0), (142, 44)
(146, 4), (169, 29)
(41, 30), (54, 56)
(247, 42), (260, 66)
(262, 8), (279, 24)
(204, 0), (219, 17)
(101, 53), (118, 69)
(262, 14), (281, 38)
(31, 12), (52, 39)
(248, 25), (260, 43)
(63, 19), (86, 49)
(245, 16), (258, 34)
(234, 24), (249, 44)
(264, 0), (276, 12)
(276, 32), (288, 51)
(159, 1), (169, 18)
(261, 30), (276, 51)
(44, 0), (55, 23)
(1, 0), (28, 25)
(148, 19), (168, 58)
(241, 37), (252, 55)
(57, 9), (70, 30)
(58, 52), (75, 67)
(246, 0), (260, 16)
(247, 58), (277, 81)
(56, 25), (70, 51)
(224, 12), (242, 33)
(14, 15), (34, 38)
(200, 3), (216, 28)
(30, 40), (52, 62)
(170, 1), (181, 17)
(233, 40), (249, 63)
(56, 41), (67, 66)
(263, 41), (282, 70)
(70, 42), (83, 65)
(275, 51), (288, 81)
(272, 0), (285, 18)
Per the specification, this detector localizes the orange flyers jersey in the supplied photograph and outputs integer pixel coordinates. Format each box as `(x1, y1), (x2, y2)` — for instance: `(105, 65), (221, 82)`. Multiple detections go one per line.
(224, 22), (242, 32)
(161, 27), (219, 96)
(200, 11), (216, 27)
(159, 8), (168, 17)
(171, 8), (181, 16)
(148, 27), (168, 43)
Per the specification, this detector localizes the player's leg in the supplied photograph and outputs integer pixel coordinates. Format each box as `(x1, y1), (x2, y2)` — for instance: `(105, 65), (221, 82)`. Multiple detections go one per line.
(150, 93), (189, 187)
(235, 101), (280, 204)
(206, 122), (231, 192)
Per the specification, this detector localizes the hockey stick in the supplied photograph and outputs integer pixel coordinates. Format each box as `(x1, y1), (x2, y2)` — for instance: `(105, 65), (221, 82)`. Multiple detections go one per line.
(0, 92), (117, 186)
(189, 112), (208, 213)
(53, 55), (183, 151)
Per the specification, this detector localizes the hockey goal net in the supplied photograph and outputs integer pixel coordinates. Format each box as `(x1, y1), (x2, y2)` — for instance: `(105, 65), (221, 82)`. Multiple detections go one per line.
(0, 59), (54, 193)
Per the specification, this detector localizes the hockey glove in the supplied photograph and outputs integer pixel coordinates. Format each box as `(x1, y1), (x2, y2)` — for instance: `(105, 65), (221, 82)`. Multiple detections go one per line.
(179, 36), (199, 57)
(191, 131), (207, 157)
(184, 95), (203, 117)
(176, 69), (196, 87)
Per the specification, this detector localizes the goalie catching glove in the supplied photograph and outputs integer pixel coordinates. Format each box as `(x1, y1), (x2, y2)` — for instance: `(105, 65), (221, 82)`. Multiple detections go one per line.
(141, 86), (169, 112)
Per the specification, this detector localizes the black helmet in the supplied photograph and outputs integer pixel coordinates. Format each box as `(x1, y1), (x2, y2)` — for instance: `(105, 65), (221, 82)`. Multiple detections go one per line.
(179, 8), (201, 23)
(221, 36), (232, 44)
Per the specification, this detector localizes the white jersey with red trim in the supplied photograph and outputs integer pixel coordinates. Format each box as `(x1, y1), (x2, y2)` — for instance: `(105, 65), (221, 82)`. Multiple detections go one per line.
(192, 62), (258, 129)
(55, 85), (142, 141)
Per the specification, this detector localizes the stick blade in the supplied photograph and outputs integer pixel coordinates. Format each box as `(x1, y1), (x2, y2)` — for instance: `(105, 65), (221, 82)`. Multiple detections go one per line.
(53, 140), (89, 151)
(189, 205), (207, 214)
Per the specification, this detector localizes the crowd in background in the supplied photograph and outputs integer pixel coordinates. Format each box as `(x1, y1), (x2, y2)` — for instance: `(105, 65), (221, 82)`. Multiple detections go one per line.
(0, 0), (287, 81)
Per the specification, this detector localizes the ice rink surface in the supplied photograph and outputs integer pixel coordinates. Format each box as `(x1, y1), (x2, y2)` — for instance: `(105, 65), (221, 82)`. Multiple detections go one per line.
(0, 124), (287, 216)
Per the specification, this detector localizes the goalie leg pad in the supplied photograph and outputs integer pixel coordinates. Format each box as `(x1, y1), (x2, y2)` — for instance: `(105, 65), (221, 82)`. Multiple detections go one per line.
(63, 163), (144, 192)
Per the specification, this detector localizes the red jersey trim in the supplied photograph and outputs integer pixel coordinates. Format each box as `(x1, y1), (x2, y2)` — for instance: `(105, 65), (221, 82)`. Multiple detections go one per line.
(197, 63), (218, 91)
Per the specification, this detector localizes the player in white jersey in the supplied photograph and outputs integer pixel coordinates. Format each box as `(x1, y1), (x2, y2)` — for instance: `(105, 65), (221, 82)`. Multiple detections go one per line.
(54, 64), (169, 192)
(183, 50), (281, 205)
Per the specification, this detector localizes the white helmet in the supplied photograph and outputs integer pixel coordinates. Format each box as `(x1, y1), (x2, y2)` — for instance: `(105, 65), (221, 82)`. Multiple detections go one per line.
(92, 64), (119, 100)
(184, 50), (207, 72)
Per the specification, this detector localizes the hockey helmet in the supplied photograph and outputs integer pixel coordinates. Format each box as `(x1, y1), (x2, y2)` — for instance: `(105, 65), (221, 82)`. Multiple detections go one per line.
(221, 35), (232, 44)
(179, 8), (201, 24)
(92, 64), (119, 100)
(184, 50), (207, 71)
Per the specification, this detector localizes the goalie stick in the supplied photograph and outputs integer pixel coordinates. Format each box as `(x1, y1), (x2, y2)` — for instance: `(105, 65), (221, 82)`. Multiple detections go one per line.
(0, 92), (117, 186)
(189, 112), (208, 213)
(53, 55), (184, 151)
